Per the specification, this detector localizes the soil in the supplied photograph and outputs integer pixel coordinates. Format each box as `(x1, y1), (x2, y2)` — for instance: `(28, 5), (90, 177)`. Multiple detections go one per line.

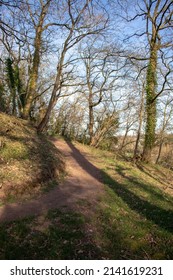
(0, 139), (104, 222)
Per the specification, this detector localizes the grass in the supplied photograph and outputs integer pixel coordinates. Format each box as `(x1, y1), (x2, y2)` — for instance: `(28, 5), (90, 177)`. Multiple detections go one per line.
(0, 113), (65, 203)
(0, 209), (101, 260)
(72, 142), (173, 259)
(95, 174), (173, 259)
(0, 138), (173, 259)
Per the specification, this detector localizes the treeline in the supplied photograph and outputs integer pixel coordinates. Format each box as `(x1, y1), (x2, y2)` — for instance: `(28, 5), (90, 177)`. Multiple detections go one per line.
(0, 0), (173, 163)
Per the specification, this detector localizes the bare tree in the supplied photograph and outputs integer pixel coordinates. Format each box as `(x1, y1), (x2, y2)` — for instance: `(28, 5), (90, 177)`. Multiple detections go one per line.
(156, 95), (173, 164)
(37, 0), (108, 132)
(49, 95), (87, 140)
(133, 78), (146, 160)
(79, 39), (127, 145)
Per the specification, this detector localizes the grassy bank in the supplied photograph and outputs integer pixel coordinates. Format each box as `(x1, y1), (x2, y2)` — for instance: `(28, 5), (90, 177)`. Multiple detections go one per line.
(0, 113), (65, 203)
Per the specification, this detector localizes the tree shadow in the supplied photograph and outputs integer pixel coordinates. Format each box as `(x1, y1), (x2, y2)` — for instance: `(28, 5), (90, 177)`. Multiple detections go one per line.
(65, 141), (173, 234)
(136, 162), (171, 187)
(0, 209), (104, 260)
(115, 164), (173, 206)
(65, 140), (103, 181)
(103, 171), (173, 233)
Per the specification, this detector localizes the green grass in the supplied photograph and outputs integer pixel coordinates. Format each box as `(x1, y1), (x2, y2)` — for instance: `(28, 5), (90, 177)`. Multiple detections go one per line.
(96, 172), (173, 259)
(0, 141), (28, 160)
(73, 142), (173, 259)
(0, 210), (101, 260)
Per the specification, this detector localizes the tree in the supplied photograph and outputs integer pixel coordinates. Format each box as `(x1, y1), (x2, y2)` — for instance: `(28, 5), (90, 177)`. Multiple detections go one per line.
(21, 0), (52, 119)
(140, 0), (172, 162)
(156, 96), (173, 164)
(0, 1), (48, 118)
(79, 39), (125, 145)
(90, 108), (119, 148)
(49, 95), (87, 140)
(118, 0), (173, 162)
(37, 0), (108, 132)
(0, 80), (6, 112)
(133, 77), (145, 160)
(5, 57), (17, 115)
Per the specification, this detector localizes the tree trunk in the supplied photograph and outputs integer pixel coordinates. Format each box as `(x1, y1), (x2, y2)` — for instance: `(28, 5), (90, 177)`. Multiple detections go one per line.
(37, 32), (70, 132)
(133, 83), (145, 159)
(155, 98), (170, 164)
(22, 31), (41, 119)
(22, 2), (50, 119)
(89, 104), (94, 144)
(120, 127), (129, 151)
(156, 139), (163, 164)
(37, 92), (57, 132)
(12, 88), (17, 116)
(142, 47), (157, 163)
(37, 65), (63, 132)
(91, 126), (107, 147)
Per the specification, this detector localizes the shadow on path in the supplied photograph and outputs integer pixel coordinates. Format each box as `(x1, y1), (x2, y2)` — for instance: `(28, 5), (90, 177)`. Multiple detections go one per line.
(65, 140), (102, 182)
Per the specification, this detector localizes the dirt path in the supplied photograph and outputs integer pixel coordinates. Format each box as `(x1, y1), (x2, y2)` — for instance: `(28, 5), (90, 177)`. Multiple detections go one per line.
(0, 139), (104, 222)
